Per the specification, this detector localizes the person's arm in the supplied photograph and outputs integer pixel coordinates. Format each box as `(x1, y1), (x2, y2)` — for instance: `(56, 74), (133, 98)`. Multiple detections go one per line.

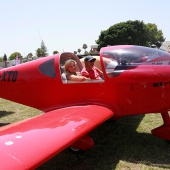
(99, 70), (103, 77)
(95, 67), (104, 79)
(69, 75), (90, 81)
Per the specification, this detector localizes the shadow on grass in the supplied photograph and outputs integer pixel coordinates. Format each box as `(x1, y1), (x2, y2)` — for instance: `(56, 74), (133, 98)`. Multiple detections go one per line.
(0, 110), (14, 118)
(37, 114), (170, 170)
(0, 123), (10, 127)
(0, 111), (15, 127)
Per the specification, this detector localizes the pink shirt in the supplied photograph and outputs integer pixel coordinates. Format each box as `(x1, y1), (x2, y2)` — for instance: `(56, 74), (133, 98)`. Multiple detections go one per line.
(81, 67), (102, 80)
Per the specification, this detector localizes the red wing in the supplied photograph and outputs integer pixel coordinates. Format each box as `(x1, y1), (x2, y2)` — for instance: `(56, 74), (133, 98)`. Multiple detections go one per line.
(0, 105), (113, 170)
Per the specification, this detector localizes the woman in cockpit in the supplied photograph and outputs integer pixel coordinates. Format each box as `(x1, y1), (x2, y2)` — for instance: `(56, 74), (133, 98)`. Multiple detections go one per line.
(64, 59), (90, 82)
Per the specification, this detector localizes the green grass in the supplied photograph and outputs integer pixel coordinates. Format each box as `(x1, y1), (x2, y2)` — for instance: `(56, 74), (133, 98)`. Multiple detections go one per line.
(0, 98), (170, 170)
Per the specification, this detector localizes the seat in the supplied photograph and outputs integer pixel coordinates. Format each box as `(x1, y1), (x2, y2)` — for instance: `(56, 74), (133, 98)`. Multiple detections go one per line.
(61, 72), (67, 82)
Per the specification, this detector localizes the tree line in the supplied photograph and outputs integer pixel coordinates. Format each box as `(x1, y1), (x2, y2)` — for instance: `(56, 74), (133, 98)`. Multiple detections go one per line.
(1, 20), (165, 62)
(96, 20), (165, 50)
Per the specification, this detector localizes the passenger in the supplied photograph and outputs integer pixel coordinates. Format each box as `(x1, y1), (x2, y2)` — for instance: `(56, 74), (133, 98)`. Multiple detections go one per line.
(81, 56), (103, 80)
(64, 59), (90, 81)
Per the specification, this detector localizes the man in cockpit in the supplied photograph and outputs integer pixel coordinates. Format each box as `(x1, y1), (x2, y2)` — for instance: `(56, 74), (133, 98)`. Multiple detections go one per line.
(81, 56), (104, 80)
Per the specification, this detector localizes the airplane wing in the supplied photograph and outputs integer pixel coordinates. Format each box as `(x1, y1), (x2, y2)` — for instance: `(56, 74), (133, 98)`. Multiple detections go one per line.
(0, 105), (113, 170)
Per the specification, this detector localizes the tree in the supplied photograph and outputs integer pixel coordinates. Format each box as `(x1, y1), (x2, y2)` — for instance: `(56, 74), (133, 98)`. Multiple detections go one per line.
(96, 20), (165, 50)
(26, 53), (33, 61)
(74, 51), (77, 55)
(84, 51), (89, 55)
(28, 53), (33, 57)
(40, 40), (48, 57)
(9, 52), (21, 60)
(36, 48), (44, 58)
(146, 23), (165, 48)
(82, 44), (88, 54)
(3, 53), (7, 68)
(78, 48), (81, 54)
(53, 51), (59, 54)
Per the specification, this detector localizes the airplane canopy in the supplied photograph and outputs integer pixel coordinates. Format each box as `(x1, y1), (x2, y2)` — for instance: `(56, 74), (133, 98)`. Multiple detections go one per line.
(101, 45), (170, 66)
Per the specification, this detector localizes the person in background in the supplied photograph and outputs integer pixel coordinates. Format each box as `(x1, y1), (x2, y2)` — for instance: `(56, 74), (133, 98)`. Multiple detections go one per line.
(64, 59), (90, 81)
(81, 56), (103, 80)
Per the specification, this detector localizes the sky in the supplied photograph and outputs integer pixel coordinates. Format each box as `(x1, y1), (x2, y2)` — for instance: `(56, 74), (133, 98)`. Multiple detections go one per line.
(0, 0), (170, 57)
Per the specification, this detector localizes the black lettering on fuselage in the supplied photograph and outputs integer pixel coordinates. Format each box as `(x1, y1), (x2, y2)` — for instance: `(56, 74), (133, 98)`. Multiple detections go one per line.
(12, 71), (18, 82)
(1, 71), (18, 82)
(8, 71), (13, 81)
(153, 81), (170, 87)
(2, 71), (8, 81)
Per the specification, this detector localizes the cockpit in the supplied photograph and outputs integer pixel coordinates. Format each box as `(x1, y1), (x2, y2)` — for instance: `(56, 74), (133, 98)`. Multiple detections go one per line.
(58, 45), (170, 82)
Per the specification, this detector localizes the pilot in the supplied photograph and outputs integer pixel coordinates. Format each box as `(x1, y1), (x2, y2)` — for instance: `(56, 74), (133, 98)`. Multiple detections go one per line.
(81, 56), (103, 80)
(64, 59), (90, 81)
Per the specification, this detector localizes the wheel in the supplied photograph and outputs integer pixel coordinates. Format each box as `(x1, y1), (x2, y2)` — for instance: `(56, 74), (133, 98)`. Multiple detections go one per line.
(70, 147), (80, 152)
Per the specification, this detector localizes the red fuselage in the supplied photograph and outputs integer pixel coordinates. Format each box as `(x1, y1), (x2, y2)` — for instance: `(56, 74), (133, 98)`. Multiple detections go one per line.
(0, 48), (170, 118)
(1, 45), (170, 169)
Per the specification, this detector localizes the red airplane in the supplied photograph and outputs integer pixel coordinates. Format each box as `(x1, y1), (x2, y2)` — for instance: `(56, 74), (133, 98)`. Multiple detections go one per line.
(0, 45), (170, 169)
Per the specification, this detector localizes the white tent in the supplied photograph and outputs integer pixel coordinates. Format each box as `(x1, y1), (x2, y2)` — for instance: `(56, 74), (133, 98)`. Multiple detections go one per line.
(160, 41), (170, 52)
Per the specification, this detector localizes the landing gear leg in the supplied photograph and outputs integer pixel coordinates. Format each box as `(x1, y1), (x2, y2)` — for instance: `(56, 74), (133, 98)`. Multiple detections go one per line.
(161, 111), (170, 125)
(70, 135), (94, 152)
(152, 111), (170, 140)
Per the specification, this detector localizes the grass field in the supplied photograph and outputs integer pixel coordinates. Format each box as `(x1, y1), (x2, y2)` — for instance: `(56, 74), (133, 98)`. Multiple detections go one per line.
(0, 98), (170, 170)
